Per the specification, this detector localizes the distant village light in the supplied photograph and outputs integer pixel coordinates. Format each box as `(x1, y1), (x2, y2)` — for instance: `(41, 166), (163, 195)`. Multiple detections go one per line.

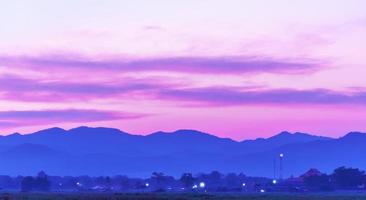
(242, 183), (246, 187)
(199, 182), (205, 188)
(272, 179), (277, 184)
(260, 189), (265, 193)
(192, 184), (198, 189)
(145, 183), (149, 187)
(279, 153), (284, 158)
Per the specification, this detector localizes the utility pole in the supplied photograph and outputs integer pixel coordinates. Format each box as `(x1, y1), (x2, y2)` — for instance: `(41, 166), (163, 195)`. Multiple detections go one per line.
(279, 153), (284, 180)
(273, 158), (276, 180)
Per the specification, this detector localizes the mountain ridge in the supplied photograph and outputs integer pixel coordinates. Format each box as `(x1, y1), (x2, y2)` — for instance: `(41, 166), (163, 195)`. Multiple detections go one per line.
(5, 126), (337, 141)
(0, 126), (364, 177)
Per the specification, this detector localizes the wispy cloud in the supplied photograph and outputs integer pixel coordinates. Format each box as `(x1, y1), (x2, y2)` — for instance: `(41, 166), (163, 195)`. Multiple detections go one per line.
(0, 75), (166, 102)
(0, 109), (147, 128)
(0, 54), (322, 74)
(2, 75), (366, 107)
(158, 87), (366, 106)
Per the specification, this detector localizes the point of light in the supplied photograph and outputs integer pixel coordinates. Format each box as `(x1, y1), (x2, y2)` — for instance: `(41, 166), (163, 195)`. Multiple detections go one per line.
(192, 184), (198, 189)
(260, 189), (265, 193)
(279, 153), (284, 158)
(272, 179), (277, 184)
(199, 182), (205, 188)
(242, 183), (246, 187)
(145, 183), (149, 187)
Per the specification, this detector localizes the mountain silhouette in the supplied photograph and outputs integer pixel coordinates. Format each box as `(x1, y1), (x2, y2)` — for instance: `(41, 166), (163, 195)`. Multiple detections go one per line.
(0, 126), (363, 177)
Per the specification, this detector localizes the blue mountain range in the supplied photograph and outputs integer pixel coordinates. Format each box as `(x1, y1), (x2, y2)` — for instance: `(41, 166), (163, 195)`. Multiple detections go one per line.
(0, 126), (364, 178)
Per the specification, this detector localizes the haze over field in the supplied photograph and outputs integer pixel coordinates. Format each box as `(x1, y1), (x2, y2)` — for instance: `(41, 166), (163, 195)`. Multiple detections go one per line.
(1, 0), (366, 140)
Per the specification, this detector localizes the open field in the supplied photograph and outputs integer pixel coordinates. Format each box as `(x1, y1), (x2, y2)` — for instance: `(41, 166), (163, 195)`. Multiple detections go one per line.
(2, 193), (366, 200)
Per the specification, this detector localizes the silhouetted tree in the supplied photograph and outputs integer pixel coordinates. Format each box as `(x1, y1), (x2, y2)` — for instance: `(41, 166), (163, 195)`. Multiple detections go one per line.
(134, 180), (145, 189)
(34, 171), (50, 191)
(180, 173), (195, 188)
(151, 172), (166, 189)
(21, 176), (34, 192)
(303, 174), (332, 191)
(105, 176), (111, 190)
(0, 175), (15, 189)
(208, 171), (222, 188)
(119, 176), (130, 190)
(332, 167), (365, 189)
(225, 173), (241, 189)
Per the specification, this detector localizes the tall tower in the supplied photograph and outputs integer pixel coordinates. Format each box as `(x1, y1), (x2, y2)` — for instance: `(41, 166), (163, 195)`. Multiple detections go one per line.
(279, 153), (284, 180)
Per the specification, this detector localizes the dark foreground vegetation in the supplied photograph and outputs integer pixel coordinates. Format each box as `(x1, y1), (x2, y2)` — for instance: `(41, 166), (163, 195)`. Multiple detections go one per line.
(2, 193), (366, 200)
(0, 166), (366, 196)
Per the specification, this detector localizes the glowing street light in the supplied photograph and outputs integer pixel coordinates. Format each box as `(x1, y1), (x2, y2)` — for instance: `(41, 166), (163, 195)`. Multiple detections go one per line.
(192, 184), (198, 189)
(199, 182), (205, 188)
(272, 179), (277, 184)
(145, 183), (149, 187)
(242, 183), (246, 187)
(260, 189), (265, 193)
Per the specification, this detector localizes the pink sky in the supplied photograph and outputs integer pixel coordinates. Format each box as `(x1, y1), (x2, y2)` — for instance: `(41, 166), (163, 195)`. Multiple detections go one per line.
(1, 0), (366, 140)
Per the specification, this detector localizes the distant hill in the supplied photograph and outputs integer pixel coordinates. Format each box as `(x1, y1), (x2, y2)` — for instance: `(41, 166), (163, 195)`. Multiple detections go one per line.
(240, 131), (332, 153)
(0, 126), (363, 178)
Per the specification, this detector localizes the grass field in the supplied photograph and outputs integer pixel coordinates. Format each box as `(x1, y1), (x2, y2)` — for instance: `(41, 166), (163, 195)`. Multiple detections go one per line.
(2, 193), (366, 200)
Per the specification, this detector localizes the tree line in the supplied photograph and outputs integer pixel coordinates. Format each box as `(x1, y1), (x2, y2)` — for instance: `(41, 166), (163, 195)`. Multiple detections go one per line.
(0, 166), (364, 192)
(302, 167), (366, 191)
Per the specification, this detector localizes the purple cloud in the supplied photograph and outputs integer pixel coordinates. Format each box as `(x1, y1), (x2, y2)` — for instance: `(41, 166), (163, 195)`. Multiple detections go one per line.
(2, 75), (366, 106)
(0, 121), (19, 128)
(158, 87), (366, 106)
(0, 54), (321, 74)
(0, 76), (160, 93)
(0, 109), (147, 128)
(0, 76), (165, 102)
